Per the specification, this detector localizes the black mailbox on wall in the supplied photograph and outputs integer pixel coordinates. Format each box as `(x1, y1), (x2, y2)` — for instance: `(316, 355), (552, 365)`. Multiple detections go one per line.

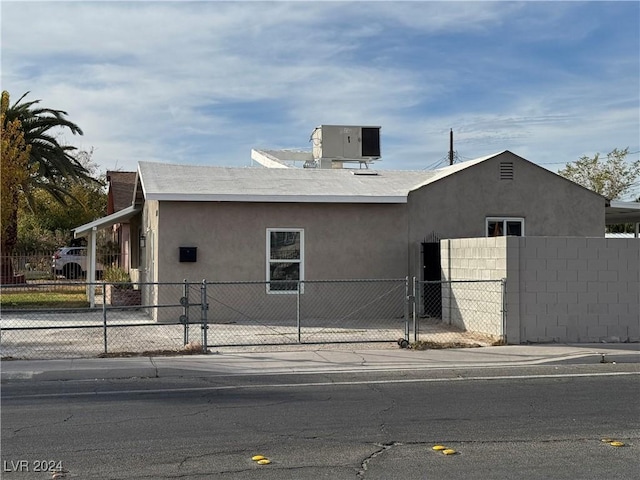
(179, 247), (197, 263)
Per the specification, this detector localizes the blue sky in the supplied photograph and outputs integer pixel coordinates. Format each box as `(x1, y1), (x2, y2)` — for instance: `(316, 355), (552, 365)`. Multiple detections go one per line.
(2, 1), (639, 190)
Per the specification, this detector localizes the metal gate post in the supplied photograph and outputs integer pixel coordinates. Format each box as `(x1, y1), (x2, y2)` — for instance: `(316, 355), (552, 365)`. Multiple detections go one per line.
(181, 279), (189, 345)
(412, 277), (418, 343)
(501, 278), (507, 344)
(200, 280), (208, 353)
(297, 280), (302, 344)
(404, 277), (410, 341)
(102, 281), (108, 354)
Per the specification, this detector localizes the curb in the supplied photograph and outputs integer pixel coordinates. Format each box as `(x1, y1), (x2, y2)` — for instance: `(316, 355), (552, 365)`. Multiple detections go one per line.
(2, 345), (638, 383)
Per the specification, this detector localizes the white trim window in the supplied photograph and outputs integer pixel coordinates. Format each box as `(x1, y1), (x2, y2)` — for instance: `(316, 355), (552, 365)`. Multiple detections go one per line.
(486, 217), (525, 237)
(266, 228), (304, 293)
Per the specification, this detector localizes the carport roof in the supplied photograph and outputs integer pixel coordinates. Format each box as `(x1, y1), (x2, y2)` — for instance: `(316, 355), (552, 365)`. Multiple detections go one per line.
(73, 205), (141, 238)
(605, 200), (640, 225)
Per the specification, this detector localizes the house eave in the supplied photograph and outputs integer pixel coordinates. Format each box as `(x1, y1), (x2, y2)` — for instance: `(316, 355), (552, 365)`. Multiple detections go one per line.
(144, 193), (407, 203)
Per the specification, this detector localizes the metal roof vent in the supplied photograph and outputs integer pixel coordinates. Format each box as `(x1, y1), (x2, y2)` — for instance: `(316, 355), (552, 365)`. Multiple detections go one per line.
(500, 162), (514, 180)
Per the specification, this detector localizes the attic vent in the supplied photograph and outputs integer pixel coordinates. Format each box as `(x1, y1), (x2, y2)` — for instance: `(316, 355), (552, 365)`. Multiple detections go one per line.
(352, 171), (379, 176)
(500, 162), (514, 180)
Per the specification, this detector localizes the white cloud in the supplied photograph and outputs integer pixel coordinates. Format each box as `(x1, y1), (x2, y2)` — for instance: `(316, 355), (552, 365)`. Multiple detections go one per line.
(1, 1), (638, 176)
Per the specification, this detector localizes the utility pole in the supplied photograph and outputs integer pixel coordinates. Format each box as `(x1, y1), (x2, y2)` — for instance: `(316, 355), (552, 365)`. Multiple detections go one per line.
(449, 128), (454, 165)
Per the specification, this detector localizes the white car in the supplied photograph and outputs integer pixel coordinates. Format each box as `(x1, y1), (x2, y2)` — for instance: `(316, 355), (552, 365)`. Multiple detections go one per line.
(52, 247), (104, 279)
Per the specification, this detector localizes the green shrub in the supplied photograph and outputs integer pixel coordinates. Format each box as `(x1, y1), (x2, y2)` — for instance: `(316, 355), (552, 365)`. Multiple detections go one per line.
(103, 266), (131, 286)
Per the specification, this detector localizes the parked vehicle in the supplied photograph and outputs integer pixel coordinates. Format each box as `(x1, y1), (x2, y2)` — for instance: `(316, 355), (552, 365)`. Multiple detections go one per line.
(52, 247), (104, 279)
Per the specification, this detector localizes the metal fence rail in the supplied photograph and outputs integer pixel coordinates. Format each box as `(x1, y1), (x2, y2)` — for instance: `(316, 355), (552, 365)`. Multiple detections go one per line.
(1, 278), (505, 359)
(1, 252), (129, 282)
(1, 252), (55, 280)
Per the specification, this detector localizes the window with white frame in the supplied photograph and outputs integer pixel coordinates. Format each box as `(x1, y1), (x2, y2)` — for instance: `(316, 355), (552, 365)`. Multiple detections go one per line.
(486, 217), (525, 237)
(266, 228), (304, 293)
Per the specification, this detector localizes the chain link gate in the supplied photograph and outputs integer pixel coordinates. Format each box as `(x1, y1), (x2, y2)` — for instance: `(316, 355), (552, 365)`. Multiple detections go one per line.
(412, 277), (506, 345)
(200, 279), (411, 347)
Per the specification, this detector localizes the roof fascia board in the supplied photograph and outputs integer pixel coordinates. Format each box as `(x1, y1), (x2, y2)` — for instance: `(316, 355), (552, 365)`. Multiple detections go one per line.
(144, 193), (407, 203)
(137, 163), (148, 200)
(409, 151), (506, 192)
(609, 200), (640, 210)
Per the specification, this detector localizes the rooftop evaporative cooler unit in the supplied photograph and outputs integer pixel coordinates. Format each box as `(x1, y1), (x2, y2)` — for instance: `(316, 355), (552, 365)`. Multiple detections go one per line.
(310, 125), (381, 169)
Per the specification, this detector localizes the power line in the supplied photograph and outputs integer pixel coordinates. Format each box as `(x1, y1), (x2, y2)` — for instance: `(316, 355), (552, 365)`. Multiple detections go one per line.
(423, 154), (449, 170)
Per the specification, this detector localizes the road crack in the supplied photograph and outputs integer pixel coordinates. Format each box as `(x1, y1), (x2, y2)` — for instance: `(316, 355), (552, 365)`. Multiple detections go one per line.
(148, 357), (159, 377)
(12, 414), (74, 435)
(357, 442), (403, 478)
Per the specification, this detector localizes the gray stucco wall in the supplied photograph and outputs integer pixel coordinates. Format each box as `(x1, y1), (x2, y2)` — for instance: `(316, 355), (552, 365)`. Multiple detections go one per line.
(151, 201), (409, 283)
(139, 201), (409, 322)
(408, 151), (606, 280)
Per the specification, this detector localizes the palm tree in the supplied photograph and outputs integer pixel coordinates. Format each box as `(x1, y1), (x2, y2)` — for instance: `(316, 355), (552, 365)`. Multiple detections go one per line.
(1, 91), (96, 281)
(4, 91), (95, 205)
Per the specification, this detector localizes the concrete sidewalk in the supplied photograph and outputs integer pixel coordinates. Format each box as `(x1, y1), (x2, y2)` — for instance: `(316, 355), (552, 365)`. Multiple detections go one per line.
(2, 343), (638, 383)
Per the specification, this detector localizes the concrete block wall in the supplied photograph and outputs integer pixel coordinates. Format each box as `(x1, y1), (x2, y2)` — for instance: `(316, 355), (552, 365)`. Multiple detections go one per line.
(517, 237), (639, 343)
(440, 238), (507, 339)
(442, 237), (639, 344)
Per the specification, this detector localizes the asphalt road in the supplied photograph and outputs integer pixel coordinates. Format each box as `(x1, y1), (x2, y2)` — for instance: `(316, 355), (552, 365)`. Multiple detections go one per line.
(2, 364), (639, 479)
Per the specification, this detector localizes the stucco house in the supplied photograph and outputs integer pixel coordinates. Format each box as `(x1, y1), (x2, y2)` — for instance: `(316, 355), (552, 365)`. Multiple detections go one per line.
(76, 150), (608, 287)
(144, 150), (606, 287)
(74, 149), (640, 343)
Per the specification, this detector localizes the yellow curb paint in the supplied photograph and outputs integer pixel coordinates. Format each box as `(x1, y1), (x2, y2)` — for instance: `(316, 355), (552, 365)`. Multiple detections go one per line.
(251, 455), (265, 461)
(609, 441), (625, 447)
(432, 445), (446, 451)
(442, 449), (457, 455)
(257, 459), (272, 465)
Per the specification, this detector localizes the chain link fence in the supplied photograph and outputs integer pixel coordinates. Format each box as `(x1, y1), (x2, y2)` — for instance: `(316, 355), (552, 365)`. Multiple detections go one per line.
(0, 281), (199, 359)
(413, 279), (506, 346)
(1, 278), (505, 359)
(203, 279), (409, 346)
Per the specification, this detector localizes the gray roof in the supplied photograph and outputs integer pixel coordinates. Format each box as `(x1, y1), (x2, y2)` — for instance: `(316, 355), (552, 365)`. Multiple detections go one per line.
(138, 152), (501, 204)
